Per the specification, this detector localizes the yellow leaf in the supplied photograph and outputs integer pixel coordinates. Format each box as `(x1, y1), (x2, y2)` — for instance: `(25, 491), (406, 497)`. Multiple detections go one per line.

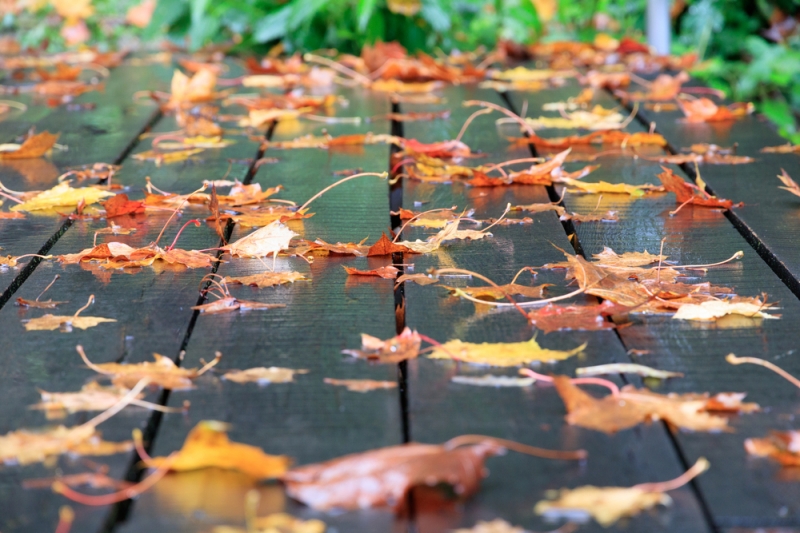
(11, 182), (114, 212)
(223, 271), (309, 289)
(428, 338), (586, 367)
(30, 382), (138, 416)
(535, 486), (671, 527)
(223, 367), (308, 385)
(492, 67), (569, 82)
(387, 0), (421, 16)
(131, 148), (205, 165)
(592, 246), (667, 267)
(562, 178), (661, 196)
(223, 221), (297, 258)
(0, 424), (130, 465)
(672, 300), (779, 321)
(51, 0), (94, 21)
(146, 421), (291, 479)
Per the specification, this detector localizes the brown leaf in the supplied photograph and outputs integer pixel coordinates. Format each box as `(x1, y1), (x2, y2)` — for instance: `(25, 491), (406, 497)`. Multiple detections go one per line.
(553, 376), (757, 434)
(527, 301), (625, 333)
(223, 271), (308, 289)
(223, 367), (308, 385)
(209, 185), (226, 243)
(514, 130), (666, 149)
(745, 431), (800, 466)
(30, 382), (140, 416)
(342, 327), (421, 364)
(778, 169), (800, 198)
(282, 440), (503, 511)
(324, 378), (398, 392)
(0, 131), (59, 159)
(192, 297), (286, 314)
(15, 298), (67, 309)
(678, 98), (753, 123)
(342, 265), (400, 279)
(146, 421), (290, 479)
(395, 273), (439, 286)
(592, 246), (666, 267)
(445, 283), (551, 301)
(762, 144), (800, 154)
(367, 233), (413, 256)
(101, 193), (146, 218)
(536, 485), (671, 527)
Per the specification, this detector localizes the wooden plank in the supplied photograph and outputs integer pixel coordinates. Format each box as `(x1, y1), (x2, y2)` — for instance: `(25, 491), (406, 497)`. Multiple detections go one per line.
(0, 59), (170, 302)
(0, 99), (263, 531)
(399, 85), (710, 532)
(507, 82), (800, 529)
(628, 82), (800, 297)
(116, 85), (408, 533)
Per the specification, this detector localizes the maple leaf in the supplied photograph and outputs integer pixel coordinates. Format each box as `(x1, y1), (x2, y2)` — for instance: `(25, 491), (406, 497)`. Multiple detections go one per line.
(342, 265), (400, 279)
(428, 338), (585, 367)
(282, 436), (583, 512)
(101, 193), (146, 218)
(451, 375), (535, 387)
(672, 297), (779, 321)
(79, 345), (221, 390)
(168, 69), (217, 107)
(527, 301), (625, 333)
(556, 253), (653, 307)
(58, 242), (215, 270)
(575, 364), (684, 380)
(324, 378), (398, 392)
(746, 431), (800, 466)
(778, 169), (800, 198)
(23, 295), (115, 332)
(223, 271), (309, 289)
(11, 182), (114, 212)
(552, 376), (758, 434)
(145, 421), (290, 479)
(535, 458), (710, 527)
(367, 233), (413, 256)
(223, 221), (297, 258)
(0, 131), (59, 159)
(342, 327), (422, 364)
(223, 367), (308, 385)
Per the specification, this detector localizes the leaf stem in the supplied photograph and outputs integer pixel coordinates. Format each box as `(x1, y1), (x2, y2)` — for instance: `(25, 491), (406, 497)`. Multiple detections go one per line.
(726, 353), (800, 389)
(298, 171), (387, 212)
(443, 434), (587, 461)
(633, 457), (710, 493)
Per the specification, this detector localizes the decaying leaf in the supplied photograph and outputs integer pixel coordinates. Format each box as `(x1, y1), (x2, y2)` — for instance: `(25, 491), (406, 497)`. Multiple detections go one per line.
(282, 428), (584, 512)
(535, 458), (710, 527)
(342, 327), (421, 364)
(576, 364), (683, 380)
(672, 298), (779, 321)
(657, 166), (739, 209)
(451, 375), (535, 387)
(223, 367), (308, 385)
(79, 345), (220, 390)
(343, 265), (400, 279)
(324, 378), (398, 392)
(553, 375), (758, 433)
(428, 338), (586, 367)
(746, 431), (800, 466)
(0, 131), (59, 159)
(11, 182), (114, 212)
(777, 169), (800, 198)
(145, 421), (291, 479)
(223, 271), (309, 289)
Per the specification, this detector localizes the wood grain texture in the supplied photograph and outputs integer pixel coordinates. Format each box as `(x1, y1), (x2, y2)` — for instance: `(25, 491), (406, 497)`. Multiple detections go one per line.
(508, 81), (800, 529)
(400, 84), (709, 533)
(116, 85), (408, 533)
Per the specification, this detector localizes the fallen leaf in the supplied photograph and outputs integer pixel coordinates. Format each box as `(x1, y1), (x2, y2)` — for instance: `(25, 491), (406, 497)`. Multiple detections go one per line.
(452, 519), (527, 533)
(745, 431), (800, 466)
(565, 210), (619, 223)
(592, 246), (666, 267)
(15, 298), (67, 309)
(778, 169), (800, 198)
(30, 382), (142, 416)
(451, 375), (535, 387)
(213, 512), (326, 533)
(672, 298), (779, 321)
(527, 301), (625, 333)
(223, 367), (308, 385)
(445, 283), (551, 301)
(762, 144), (800, 154)
(23, 313), (115, 332)
(515, 130), (666, 149)
(575, 364), (683, 379)
(678, 97), (753, 122)
(101, 193), (146, 218)
(79, 346), (220, 390)
(0, 424), (132, 466)
(223, 221), (297, 258)
(342, 265), (400, 279)
(535, 458), (710, 527)
(553, 376), (757, 433)
(192, 297), (285, 314)
(0, 211), (25, 219)
(395, 273), (440, 286)
(281, 440), (503, 511)
(146, 421), (290, 479)
(562, 178), (661, 197)
(11, 182), (114, 212)
(428, 338), (586, 367)
(509, 106), (625, 130)
(324, 378), (398, 392)
(58, 242), (215, 270)
(223, 271), (309, 289)
(0, 131), (59, 159)
(168, 69), (217, 107)
(131, 147), (204, 165)
(342, 327), (421, 364)
(367, 233), (413, 256)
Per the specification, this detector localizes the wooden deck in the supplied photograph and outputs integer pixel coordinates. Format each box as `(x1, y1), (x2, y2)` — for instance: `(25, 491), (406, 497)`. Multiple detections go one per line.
(1, 55), (800, 533)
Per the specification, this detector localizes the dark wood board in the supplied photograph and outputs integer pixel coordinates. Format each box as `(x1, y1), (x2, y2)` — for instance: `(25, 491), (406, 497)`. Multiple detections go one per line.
(0, 100), (262, 531)
(508, 82), (800, 529)
(625, 80), (800, 297)
(399, 84), (710, 533)
(116, 86), (408, 533)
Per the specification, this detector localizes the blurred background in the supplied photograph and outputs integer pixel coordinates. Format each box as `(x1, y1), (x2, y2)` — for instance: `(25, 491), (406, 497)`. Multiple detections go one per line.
(2, 0), (799, 141)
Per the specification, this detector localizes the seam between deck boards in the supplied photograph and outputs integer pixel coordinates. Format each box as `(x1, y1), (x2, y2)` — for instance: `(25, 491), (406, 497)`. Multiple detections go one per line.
(501, 88), (720, 533)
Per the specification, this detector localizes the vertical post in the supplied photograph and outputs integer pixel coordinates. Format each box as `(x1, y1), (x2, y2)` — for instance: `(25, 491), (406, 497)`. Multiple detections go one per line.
(647, 0), (671, 56)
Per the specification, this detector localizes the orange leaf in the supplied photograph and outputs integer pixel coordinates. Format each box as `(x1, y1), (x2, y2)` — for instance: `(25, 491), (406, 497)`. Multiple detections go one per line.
(0, 131), (59, 159)
(342, 265), (400, 279)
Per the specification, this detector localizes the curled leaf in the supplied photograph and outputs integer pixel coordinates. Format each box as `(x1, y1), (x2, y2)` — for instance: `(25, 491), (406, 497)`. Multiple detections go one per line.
(342, 327), (421, 364)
